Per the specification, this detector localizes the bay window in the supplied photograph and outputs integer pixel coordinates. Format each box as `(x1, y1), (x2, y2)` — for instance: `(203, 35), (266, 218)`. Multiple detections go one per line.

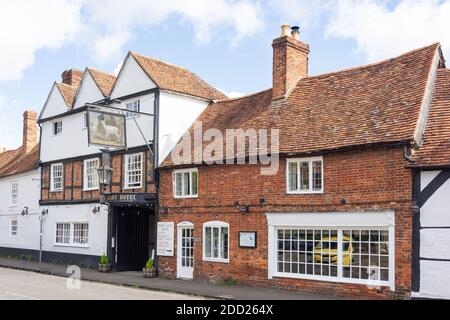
(286, 157), (323, 194)
(203, 221), (229, 262)
(267, 212), (395, 289)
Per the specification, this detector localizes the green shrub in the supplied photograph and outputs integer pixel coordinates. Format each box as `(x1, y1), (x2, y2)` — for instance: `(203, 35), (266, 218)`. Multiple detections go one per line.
(100, 254), (109, 265)
(145, 258), (154, 269)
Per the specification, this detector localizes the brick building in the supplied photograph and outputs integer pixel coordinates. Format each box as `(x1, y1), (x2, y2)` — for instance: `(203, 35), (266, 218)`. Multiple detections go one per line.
(157, 25), (448, 299)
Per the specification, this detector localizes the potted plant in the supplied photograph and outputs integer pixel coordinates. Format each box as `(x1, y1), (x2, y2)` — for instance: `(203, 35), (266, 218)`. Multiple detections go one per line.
(143, 258), (156, 278)
(98, 254), (111, 273)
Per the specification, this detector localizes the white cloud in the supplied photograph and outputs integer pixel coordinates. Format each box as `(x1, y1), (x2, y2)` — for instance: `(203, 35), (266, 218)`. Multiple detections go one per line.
(0, 0), (264, 81)
(0, 0), (82, 81)
(270, 0), (329, 29)
(0, 95), (5, 112)
(326, 0), (450, 61)
(82, 0), (264, 62)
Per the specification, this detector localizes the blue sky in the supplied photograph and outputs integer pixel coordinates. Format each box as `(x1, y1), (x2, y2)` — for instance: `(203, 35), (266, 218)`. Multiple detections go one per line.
(1, 0), (450, 148)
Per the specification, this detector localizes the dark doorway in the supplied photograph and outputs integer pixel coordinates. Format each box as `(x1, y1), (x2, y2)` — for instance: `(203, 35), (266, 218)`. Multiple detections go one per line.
(115, 207), (151, 271)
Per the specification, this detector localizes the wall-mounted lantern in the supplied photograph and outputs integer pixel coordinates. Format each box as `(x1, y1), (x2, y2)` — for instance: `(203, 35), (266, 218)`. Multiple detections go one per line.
(21, 206), (29, 216)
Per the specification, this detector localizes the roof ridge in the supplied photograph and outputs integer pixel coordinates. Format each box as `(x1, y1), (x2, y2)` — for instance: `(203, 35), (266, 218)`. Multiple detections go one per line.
(214, 88), (272, 104)
(304, 43), (440, 81)
(130, 51), (190, 72)
(87, 67), (116, 78)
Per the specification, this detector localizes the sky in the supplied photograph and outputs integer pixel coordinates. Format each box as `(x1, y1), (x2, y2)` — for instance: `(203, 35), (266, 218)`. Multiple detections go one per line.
(1, 0), (450, 148)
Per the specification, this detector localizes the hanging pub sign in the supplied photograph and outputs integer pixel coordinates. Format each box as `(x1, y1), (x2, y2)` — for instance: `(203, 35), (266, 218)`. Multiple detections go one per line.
(87, 110), (126, 148)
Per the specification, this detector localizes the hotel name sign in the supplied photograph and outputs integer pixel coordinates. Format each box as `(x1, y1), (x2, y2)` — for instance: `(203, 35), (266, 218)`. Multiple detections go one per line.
(100, 193), (154, 204)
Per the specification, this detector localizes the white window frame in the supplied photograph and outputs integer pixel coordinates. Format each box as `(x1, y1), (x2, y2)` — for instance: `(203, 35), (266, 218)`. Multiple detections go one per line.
(50, 163), (64, 192)
(124, 152), (143, 189)
(83, 158), (100, 191)
(286, 157), (324, 194)
(266, 212), (396, 290)
(10, 181), (19, 207)
(125, 100), (140, 119)
(10, 218), (18, 237)
(202, 221), (230, 263)
(173, 168), (199, 199)
(53, 121), (63, 135)
(54, 222), (89, 248)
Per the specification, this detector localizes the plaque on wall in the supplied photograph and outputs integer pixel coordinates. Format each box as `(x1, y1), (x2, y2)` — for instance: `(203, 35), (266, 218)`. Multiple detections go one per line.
(157, 222), (174, 256)
(239, 231), (257, 248)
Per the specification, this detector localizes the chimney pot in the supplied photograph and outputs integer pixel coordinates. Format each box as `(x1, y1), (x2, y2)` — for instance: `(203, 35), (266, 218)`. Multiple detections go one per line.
(291, 26), (300, 40)
(280, 24), (291, 37)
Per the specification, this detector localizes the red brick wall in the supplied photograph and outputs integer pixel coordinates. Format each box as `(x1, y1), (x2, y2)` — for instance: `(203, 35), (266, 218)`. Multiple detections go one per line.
(40, 149), (155, 202)
(158, 146), (413, 299)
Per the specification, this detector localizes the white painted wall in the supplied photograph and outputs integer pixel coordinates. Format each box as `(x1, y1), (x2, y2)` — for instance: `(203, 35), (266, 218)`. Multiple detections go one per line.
(0, 169), (41, 250)
(158, 91), (209, 165)
(40, 84), (69, 119)
(110, 55), (156, 99)
(417, 170), (450, 299)
(73, 72), (105, 109)
(40, 93), (155, 162)
(41, 204), (109, 256)
(421, 172), (450, 227)
(419, 260), (450, 299)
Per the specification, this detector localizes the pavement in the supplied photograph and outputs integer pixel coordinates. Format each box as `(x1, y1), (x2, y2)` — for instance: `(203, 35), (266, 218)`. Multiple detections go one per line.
(0, 256), (342, 300)
(0, 267), (203, 300)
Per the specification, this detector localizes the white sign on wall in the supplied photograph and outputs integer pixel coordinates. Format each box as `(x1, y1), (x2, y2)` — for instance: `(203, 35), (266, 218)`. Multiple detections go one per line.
(157, 222), (174, 256)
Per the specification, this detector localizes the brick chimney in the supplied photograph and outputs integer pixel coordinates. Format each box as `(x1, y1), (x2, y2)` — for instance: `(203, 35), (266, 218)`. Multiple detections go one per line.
(61, 68), (83, 86)
(22, 111), (38, 153)
(272, 24), (310, 101)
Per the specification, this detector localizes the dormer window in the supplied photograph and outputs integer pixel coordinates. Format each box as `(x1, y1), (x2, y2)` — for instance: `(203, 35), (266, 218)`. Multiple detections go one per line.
(126, 100), (140, 119)
(53, 121), (62, 135)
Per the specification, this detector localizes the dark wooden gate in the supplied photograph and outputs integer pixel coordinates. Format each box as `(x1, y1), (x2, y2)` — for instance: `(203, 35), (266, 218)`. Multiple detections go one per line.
(116, 208), (150, 271)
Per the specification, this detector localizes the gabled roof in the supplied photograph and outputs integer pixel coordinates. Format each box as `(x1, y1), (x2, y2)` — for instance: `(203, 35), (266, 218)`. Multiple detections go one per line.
(0, 145), (40, 178)
(161, 43), (443, 167)
(55, 82), (78, 109)
(411, 69), (450, 168)
(130, 52), (227, 101)
(87, 68), (116, 97)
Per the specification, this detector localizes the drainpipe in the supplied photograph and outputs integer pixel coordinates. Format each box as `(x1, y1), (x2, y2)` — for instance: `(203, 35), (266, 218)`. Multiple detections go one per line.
(39, 209), (48, 264)
(403, 145), (413, 162)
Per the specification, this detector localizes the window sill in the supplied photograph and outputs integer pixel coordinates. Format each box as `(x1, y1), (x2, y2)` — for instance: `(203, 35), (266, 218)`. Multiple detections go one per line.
(286, 190), (324, 195)
(123, 185), (142, 190)
(202, 257), (229, 264)
(83, 187), (99, 192)
(271, 272), (392, 290)
(49, 190), (63, 193)
(53, 244), (90, 249)
(174, 195), (199, 199)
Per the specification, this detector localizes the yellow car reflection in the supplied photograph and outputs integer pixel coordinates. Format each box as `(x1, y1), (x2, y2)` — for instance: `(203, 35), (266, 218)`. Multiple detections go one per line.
(314, 236), (353, 266)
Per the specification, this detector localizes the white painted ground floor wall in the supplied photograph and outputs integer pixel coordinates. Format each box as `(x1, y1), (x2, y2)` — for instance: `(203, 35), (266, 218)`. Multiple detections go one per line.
(41, 204), (109, 257)
(414, 170), (450, 299)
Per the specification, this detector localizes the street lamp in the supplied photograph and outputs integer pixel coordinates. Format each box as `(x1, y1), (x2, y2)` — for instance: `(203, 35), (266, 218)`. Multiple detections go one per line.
(97, 165), (113, 187)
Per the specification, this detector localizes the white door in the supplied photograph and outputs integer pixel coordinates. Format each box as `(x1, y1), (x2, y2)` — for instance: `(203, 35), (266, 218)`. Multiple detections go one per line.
(177, 222), (194, 279)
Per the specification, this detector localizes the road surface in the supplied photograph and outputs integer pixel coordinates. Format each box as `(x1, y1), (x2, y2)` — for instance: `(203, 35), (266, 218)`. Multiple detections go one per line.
(0, 267), (204, 300)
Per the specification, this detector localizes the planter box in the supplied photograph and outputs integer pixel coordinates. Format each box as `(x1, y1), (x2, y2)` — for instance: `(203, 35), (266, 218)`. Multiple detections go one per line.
(98, 263), (111, 273)
(143, 268), (156, 278)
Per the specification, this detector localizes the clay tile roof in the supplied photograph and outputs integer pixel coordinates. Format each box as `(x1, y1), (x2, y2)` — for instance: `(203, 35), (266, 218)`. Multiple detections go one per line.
(411, 69), (450, 168)
(56, 82), (78, 109)
(130, 52), (227, 101)
(161, 43), (442, 167)
(0, 144), (40, 178)
(87, 68), (116, 97)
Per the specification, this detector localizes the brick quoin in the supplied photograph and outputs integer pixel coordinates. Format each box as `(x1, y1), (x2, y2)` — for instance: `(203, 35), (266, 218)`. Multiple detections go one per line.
(158, 146), (414, 299)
